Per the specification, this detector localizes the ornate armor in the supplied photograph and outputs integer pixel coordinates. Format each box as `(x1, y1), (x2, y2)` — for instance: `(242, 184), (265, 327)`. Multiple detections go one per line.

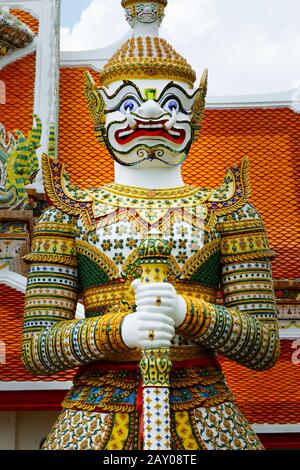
(22, 155), (280, 450)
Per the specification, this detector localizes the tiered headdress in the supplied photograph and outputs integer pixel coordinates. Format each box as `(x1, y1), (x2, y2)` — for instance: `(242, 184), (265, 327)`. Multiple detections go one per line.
(100, 1), (197, 89)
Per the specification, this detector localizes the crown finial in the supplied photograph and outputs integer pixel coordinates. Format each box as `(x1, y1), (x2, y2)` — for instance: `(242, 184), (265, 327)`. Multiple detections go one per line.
(121, 1), (168, 35)
(100, 1), (197, 88)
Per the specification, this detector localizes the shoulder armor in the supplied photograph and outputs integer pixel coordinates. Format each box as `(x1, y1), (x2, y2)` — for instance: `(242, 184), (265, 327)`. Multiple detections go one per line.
(43, 154), (251, 232)
(206, 157), (251, 218)
(42, 154), (98, 229)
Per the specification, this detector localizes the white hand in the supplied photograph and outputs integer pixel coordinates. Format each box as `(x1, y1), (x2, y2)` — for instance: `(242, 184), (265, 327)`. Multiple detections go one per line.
(121, 280), (187, 349)
(121, 309), (175, 349)
(133, 280), (186, 328)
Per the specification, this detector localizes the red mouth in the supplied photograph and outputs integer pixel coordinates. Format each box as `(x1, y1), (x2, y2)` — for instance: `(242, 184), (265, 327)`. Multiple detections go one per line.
(114, 119), (186, 145)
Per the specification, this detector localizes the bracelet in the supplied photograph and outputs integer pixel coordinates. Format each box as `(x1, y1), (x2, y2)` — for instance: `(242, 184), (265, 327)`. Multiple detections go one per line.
(177, 296), (208, 339)
(97, 312), (130, 353)
(110, 312), (130, 352)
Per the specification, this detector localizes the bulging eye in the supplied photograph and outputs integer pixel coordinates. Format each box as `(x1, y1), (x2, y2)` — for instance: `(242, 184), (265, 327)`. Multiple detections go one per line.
(120, 99), (139, 114)
(163, 99), (180, 113)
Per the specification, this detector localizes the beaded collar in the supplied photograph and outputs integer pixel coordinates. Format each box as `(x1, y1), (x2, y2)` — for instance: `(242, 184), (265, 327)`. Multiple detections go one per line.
(89, 183), (212, 210)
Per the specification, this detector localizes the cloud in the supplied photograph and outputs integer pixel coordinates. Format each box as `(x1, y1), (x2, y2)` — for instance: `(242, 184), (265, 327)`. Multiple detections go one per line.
(60, 0), (300, 95)
(60, 0), (127, 50)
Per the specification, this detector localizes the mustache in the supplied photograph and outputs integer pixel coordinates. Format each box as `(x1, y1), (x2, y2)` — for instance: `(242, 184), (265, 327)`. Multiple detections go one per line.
(104, 140), (191, 167)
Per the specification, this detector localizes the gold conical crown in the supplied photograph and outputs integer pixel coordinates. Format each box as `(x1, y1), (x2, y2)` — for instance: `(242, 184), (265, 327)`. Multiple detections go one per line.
(100, 36), (196, 88)
(100, 1), (196, 88)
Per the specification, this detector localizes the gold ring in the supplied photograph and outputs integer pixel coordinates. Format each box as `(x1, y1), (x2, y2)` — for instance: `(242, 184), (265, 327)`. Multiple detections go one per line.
(148, 330), (155, 341)
(156, 296), (162, 306)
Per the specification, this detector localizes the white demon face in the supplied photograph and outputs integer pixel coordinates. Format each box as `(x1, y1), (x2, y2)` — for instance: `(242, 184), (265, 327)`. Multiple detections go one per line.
(135, 3), (159, 23)
(99, 79), (200, 167)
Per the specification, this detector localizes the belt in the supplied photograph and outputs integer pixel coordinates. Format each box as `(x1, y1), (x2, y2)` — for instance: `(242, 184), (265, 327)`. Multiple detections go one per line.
(62, 355), (233, 414)
(79, 355), (220, 374)
(85, 345), (215, 363)
(83, 281), (217, 316)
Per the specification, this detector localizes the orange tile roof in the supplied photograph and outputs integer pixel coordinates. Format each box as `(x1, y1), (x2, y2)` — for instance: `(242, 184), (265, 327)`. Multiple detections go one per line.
(58, 68), (104, 188)
(58, 67), (300, 279)
(0, 53), (36, 135)
(220, 340), (300, 425)
(188, 108), (300, 281)
(0, 283), (75, 383)
(10, 9), (39, 35)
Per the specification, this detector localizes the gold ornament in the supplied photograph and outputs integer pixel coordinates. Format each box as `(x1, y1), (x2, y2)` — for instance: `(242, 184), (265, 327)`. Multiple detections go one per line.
(148, 330), (155, 341)
(100, 37), (197, 88)
(191, 69), (208, 142)
(140, 348), (172, 387)
(84, 71), (106, 142)
(121, 0), (168, 7)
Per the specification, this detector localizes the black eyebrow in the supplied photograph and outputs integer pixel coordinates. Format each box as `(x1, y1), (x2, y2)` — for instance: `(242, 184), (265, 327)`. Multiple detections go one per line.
(157, 81), (200, 101)
(99, 80), (145, 103)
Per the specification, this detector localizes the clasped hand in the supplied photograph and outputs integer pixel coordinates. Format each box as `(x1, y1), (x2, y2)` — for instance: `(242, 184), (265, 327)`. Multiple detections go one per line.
(122, 280), (186, 349)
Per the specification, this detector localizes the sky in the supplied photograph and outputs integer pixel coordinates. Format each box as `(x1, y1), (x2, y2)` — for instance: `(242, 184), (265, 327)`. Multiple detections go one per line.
(60, 0), (300, 96)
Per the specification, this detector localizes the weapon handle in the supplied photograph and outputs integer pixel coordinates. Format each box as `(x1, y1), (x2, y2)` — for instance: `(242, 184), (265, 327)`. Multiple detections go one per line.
(138, 258), (172, 450)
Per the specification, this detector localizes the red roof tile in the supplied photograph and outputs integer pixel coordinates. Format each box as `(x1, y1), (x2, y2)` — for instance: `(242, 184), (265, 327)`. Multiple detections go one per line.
(10, 9), (39, 35)
(0, 53), (36, 135)
(220, 340), (300, 424)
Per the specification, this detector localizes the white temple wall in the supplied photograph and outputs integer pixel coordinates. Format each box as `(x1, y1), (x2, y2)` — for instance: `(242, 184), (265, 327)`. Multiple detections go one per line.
(0, 411), (59, 450)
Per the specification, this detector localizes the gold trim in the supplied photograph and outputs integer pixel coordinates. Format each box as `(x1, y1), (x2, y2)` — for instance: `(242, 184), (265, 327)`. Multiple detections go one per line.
(23, 253), (78, 267)
(211, 157), (251, 217)
(102, 345), (212, 363)
(217, 218), (265, 233)
(171, 386), (234, 412)
(100, 37), (196, 88)
(148, 330), (155, 341)
(122, 247), (139, 279)
(204, 157), (252, 231)
(93, 184), (211, 210)
(174, 282), (216, 303)
(42, 154), (82, 218)
(85, 71), (106, 143)
(191, 69), (208, 142)
(62, 396), (134, 414)
(97, 414), (115, 450)
(34, 221), (76, 234)
(102, 183), (199, 200)
(76, 371), (135, 390)
(221, 249), (277, 264)
(83, 283), (134, 312)
(83, 282), (216, 313)
(105, 413), (132, 451)
(42, 154), (97, 232)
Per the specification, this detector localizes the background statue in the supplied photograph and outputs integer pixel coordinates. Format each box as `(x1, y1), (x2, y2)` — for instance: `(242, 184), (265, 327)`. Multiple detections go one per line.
(22, 0), (280, 450)
(0, 115), (40, 209)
